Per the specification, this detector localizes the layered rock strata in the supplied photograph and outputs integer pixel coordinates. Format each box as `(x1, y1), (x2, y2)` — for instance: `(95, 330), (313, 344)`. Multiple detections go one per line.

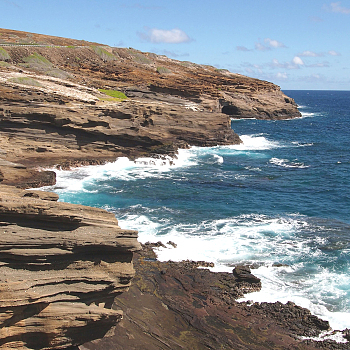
(0, 28), (312, 350)
(0, 28), (300, 185)
(0, 184), (141, 349)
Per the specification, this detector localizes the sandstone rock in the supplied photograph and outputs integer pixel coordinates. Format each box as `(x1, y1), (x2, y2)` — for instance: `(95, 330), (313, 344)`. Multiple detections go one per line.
(0, 184), (141, 349)
(0, 28), (310, 350)
(1, 28), (300, 188)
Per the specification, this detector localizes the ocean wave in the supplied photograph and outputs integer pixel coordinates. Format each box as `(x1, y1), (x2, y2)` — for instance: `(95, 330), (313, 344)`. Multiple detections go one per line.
(291, 141), (314, 147)
(117, 211), (350, 331)
(231, 134), (281, 150)
(42, 134), (284, 194)
(269, 157), (309, 169)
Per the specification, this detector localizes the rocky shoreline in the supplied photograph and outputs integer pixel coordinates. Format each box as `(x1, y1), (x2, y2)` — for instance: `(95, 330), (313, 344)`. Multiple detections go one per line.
(81, 243), (350, 350)
(1, 28), (348, 349)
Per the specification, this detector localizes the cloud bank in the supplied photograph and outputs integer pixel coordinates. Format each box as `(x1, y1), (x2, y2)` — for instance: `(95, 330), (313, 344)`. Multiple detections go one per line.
(138, 28), (192, 43)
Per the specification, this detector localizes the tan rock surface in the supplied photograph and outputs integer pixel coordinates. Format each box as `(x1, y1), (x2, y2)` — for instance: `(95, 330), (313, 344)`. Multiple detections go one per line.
(0, 28), (303, 350)
(0, 184), (141, 349)
(0, 27), (300, 185)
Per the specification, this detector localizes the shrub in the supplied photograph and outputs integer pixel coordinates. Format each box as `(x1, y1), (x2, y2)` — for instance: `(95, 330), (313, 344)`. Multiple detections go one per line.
(45, 68), (73, 79)
(0, 47), (10, 61)
(127, 49), (152, 65)
(98, 89), (127, 101)
(23, 52), (52, 66)
(156, 66), (171, 74)
(91, 46), (117, 62)
(9, 77), (43, 87)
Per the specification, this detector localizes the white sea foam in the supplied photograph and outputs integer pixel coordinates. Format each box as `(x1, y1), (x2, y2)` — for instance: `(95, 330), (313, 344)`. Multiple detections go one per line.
(301, 330), (348, 344)
(43, 134), (282, 194)
(240, 266), (350, 332)
(118, 212), (350, 331)
(44, 149), (198, 193)
(269, 157), (309, 168)
(300, 111), (316, 118)
(291, 141), (314, 147)
(232, 134), (281, 150)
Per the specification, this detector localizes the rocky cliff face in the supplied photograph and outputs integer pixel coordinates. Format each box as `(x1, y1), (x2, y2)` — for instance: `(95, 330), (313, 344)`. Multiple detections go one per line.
(0, 27), (300, 186)
(0, 28), (307, 349)
(0, 184), (141, 349)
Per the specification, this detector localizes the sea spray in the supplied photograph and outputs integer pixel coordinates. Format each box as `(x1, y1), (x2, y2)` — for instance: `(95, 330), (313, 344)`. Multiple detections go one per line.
(45, 91), (350, 335)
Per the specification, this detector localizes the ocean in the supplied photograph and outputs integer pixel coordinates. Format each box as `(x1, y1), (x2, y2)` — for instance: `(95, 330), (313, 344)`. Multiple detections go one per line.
(44, 90), (350, 334)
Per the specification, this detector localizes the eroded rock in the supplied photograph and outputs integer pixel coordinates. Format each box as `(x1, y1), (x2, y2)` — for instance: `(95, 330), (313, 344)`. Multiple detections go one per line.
(0, 184), (141, 349)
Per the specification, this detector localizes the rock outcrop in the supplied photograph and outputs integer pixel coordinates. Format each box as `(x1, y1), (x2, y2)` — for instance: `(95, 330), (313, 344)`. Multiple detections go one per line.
(0, 28), (314, 350)
(0, 27), (300, 188)
(0, 184), (141, 349)
(81, 244), (335, 350)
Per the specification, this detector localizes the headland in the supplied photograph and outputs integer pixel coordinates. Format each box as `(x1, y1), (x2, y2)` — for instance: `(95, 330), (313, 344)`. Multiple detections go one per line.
(1, 28), (348, 349)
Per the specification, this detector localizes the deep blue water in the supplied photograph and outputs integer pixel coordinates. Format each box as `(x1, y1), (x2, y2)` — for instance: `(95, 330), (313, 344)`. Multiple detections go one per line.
(47, 90), (350, 332)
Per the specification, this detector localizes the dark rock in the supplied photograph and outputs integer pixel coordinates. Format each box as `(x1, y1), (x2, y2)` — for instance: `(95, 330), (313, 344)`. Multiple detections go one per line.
(82, 244), (335, 350)
(233, 265), (261, 284)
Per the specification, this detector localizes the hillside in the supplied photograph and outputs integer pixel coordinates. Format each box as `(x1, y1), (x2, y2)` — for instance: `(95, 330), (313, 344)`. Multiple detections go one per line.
(0, 28), (300, 186)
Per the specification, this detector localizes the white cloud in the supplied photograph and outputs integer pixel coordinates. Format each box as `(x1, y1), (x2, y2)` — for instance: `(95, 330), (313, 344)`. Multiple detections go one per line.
(236, 46), (251, 52)
(264, 38), (286, 48)
(255, 42), (270, 51)
(254, 38), (286, 51)
(269, 57), (305, 70)
(276, 72), (288, 80)
(329, 2), (350, 14)
(307, 62), (330, 68)
(138, 28), (192, 44)
(299, 50), (323, 57)
(292, 56), (304, 65)
(328, 50), (341, 56)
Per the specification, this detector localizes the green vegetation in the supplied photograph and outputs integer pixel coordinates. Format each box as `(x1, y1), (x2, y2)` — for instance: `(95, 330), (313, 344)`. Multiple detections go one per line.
(91, 46), (117, 62)
(98, 89), (127, 101)
(0, 61), (10, 67)
(46, 68), (73, 79)
(128, 49), (152, 65)
(23, 52), (52, 66)
(9, 76), (43, 87)
(0, 47), (10, 61)
(156, 66), (171, 74)
(180, 61), (194, 68)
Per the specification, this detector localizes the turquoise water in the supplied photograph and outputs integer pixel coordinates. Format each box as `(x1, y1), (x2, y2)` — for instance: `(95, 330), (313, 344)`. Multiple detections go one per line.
(46, 90), (350, 332)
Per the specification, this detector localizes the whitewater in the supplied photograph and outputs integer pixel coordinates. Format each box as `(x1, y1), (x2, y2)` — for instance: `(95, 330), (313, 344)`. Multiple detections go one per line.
(43, 90), (350, 335)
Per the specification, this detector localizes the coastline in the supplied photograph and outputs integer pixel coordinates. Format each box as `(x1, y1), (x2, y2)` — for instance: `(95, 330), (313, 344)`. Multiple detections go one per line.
(47, 150), (350, 348)
(1, 29), (347, 349)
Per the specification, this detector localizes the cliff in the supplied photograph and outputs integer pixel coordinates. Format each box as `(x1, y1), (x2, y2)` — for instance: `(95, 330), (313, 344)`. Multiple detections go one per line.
(0, 28), (325, 350)
(0, 27), (300, 186)
(0, 184), (141, 349)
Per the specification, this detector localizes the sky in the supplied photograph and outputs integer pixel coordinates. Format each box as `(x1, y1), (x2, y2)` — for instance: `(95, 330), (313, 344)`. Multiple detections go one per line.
(1, 0), (350, 90)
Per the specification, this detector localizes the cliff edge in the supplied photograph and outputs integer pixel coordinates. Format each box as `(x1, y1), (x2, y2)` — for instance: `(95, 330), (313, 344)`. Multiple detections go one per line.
(0, 184), (141, 349)
(0, 27), (300, 186)
(0, 28), (310, 349)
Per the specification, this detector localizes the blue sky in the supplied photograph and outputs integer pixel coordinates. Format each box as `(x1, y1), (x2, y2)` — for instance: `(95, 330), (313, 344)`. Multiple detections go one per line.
(1, 0), (349, 90)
